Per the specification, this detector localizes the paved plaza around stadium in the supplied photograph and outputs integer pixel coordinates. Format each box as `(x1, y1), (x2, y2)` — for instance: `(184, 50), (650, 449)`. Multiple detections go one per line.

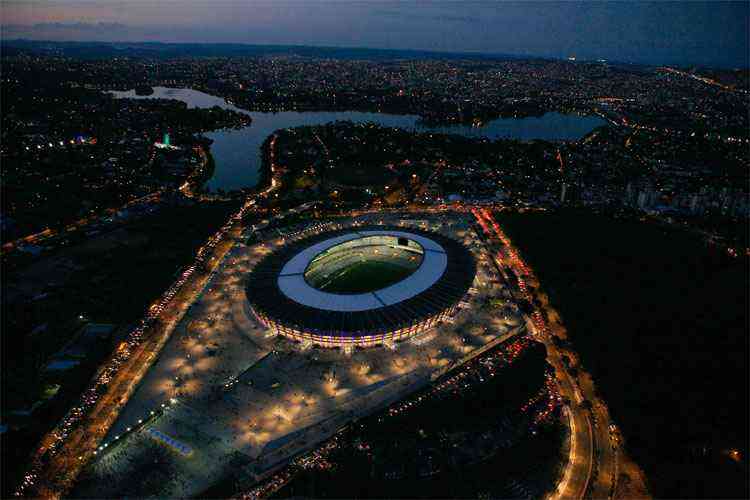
(75, 211), (525, 498)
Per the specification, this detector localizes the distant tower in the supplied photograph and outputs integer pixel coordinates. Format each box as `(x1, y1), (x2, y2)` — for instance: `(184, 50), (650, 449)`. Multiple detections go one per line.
(163, 132), (170, 146)
(560, 182), (567, 204)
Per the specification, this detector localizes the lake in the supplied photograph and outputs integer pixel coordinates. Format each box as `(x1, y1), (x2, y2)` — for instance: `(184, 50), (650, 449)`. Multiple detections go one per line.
(109, 87), (606, 191)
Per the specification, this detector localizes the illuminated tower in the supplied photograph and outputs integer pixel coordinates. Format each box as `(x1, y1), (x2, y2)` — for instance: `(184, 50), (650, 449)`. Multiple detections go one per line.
(163, 133), (170, 146)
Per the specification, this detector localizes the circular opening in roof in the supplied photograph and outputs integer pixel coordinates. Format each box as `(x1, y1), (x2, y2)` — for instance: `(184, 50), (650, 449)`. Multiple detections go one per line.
(303, 235), (424, 294)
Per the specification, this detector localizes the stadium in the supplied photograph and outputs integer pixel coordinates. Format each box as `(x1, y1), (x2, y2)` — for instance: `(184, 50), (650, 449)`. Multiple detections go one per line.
(245, 226), (476, 347)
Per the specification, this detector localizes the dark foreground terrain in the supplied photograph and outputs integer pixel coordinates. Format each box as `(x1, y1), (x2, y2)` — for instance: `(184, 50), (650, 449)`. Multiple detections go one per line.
(1, 199), (242, 497)
(267, 340), (565, 500)
(500, 210), (748, 498)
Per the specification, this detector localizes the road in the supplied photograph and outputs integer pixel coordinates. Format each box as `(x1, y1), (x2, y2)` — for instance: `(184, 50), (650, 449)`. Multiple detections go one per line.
(16, 187), (633, 499)
(471, 207), (627, 500)
(18, 223), (242, 498)
(543, 333), (594, 500)
(16, 137), (286, 498)
(1, 190), (164, 258)
(659, 67), (748, 94)
(5, 142), (222, 259)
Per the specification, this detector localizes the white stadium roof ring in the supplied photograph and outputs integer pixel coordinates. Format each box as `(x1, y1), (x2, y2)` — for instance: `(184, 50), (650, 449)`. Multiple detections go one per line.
(245, 225), (476, 346)
(277, 231), (448, 312)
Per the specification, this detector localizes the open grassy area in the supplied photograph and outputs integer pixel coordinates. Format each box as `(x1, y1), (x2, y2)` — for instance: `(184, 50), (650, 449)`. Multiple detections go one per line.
(498, 209), (748, 499)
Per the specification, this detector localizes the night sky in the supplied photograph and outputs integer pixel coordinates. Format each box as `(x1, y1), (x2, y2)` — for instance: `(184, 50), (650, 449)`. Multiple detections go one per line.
(2, 1), (749, 67)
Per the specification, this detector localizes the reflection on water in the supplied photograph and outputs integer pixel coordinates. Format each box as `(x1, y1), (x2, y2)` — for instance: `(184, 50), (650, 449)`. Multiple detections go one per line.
(110, 87), (606, 191)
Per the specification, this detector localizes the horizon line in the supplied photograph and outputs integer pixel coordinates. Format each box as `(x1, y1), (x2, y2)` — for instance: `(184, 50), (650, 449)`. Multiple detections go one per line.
(5, 38), (748, 70)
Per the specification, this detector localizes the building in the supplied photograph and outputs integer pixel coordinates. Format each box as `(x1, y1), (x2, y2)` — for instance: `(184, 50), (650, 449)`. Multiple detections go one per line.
(245, 226), (476, 347)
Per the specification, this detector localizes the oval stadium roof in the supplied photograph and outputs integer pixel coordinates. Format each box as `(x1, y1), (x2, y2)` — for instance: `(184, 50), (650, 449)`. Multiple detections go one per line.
(245, 226), (476, 339)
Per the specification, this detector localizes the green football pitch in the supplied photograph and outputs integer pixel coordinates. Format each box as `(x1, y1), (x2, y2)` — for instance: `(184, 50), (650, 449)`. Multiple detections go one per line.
(313, 260), (416, 294)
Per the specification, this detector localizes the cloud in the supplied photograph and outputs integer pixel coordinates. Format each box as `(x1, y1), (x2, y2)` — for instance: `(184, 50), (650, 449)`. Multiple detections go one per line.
(0, 2), (746, 66)
(2, 21), (130, 40)
(370, 5), (480, 24)
(37, 21), (127, 31)
(429, 14), (480, 24)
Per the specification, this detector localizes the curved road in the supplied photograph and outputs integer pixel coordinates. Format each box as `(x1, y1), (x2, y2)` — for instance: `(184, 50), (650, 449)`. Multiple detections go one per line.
(472, 207), (629, 500)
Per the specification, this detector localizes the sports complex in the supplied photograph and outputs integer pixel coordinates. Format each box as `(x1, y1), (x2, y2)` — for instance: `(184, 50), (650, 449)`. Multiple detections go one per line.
(74, 211), (525, 498)
(245, 226), (476, 347)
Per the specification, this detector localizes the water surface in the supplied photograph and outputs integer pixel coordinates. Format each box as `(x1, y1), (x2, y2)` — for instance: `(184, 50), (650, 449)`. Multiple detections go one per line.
(110, 87), (606, 191)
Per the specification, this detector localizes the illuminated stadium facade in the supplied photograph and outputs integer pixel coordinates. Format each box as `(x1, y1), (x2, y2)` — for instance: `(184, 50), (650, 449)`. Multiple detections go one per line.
(245, 226), (476, 347)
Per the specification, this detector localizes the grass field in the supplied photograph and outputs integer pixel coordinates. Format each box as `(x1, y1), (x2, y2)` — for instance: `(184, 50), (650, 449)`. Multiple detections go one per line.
(312, 260), (415, 294)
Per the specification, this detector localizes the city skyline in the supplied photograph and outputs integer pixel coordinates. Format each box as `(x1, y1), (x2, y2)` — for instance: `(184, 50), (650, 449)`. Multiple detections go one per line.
(2, 1), (749, 67)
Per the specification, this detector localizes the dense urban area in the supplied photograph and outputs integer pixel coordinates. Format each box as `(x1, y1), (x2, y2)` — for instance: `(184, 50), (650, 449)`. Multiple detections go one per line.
(1, 40), (747, 499)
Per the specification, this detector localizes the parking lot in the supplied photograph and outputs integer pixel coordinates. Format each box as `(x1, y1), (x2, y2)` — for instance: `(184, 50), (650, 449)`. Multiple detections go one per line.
(76, 211), (523, 498)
